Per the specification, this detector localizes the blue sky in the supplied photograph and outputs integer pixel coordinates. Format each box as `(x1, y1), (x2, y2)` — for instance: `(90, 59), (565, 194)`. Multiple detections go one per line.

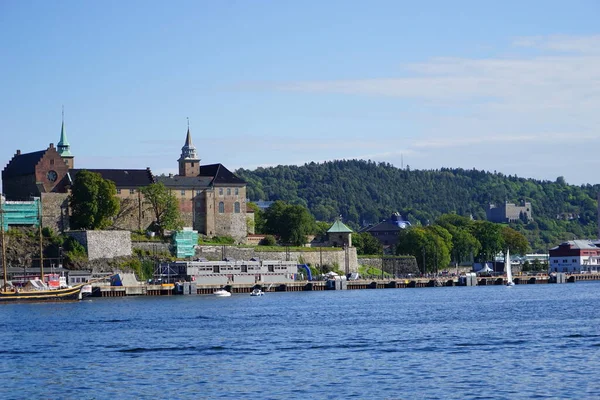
(2, 0), (599, 186)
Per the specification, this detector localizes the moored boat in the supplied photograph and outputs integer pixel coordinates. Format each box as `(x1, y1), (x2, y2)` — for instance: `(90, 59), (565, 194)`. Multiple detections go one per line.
(0, 283), (86, 302)
(1, 205), (87, 303)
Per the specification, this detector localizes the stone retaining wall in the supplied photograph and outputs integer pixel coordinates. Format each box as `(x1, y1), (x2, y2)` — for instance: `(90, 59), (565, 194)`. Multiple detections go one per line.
(68, 230), (132, 260)
(132, 241), (172, 254)
(358, 256), (420, 275)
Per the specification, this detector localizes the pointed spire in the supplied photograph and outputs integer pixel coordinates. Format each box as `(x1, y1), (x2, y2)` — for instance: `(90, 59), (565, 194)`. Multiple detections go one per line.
(185, 117), (193, 147)
(179, 118), (199, 161)
(57, 106), (72, 156)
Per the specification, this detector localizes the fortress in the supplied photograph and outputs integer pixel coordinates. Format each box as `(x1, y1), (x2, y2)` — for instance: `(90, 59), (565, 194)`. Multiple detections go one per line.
(1, 118), (248, 241)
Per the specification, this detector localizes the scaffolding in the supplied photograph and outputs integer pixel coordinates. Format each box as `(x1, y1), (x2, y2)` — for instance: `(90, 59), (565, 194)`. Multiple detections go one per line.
(173, 228), (199, 259)
(0, 197), (40, 230)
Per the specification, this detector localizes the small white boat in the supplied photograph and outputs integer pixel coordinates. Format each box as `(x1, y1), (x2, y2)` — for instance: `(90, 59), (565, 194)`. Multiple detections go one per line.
(506, 248), (515, 287)
(250, 288), (264, 297)
(214, 289), (231, 297)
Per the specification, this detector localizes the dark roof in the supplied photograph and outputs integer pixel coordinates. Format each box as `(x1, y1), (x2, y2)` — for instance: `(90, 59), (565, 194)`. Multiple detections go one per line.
(69, 168), (154, 188)
(156, 175), (213, 188)
(201, 164), (245, 185)
(362, 220), (405, 233)
(2, 150), (46, 178)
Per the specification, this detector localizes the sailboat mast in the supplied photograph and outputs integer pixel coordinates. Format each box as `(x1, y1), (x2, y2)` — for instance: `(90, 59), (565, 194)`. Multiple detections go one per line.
(1, 205), (7, 289)
(38, 199), (44, 282)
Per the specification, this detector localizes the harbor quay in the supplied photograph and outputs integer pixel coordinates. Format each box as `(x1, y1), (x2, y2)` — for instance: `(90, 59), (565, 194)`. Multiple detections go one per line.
(91, 273), (599, 298)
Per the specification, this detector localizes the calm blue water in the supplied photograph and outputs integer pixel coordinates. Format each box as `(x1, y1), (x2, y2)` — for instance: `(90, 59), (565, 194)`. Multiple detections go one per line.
(1, 282), (600, 399)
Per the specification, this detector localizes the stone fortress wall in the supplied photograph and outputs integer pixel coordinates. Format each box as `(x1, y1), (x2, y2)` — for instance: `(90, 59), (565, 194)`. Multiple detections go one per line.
(69, 230), (132, 260)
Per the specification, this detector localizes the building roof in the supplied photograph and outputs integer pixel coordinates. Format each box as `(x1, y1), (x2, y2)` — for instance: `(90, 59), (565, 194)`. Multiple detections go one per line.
(156, 175), (213, 189)
(327, 220), (353, 233)
(361, 213), (411, 233)
(200, 163), (246, 185)
(2, 150), (46, 178)
(179, 127), (199, 161)
(361, 220), (403, 233)
(550, 240), (598, 251)
(57, 120), (72, 157)
(69, 168), (154, 188)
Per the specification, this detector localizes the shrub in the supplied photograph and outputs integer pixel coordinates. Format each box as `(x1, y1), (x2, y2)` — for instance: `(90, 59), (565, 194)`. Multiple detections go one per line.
(63, 236), (87, 262)
(259, 235), (277, 246)
(42, 227), (54, 238)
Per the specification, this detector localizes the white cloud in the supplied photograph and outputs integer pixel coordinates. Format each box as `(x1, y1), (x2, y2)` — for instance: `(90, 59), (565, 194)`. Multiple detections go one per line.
(513, 34), (600, 54)
(221, 35), (600, 184)
(271, 35), (600, 115)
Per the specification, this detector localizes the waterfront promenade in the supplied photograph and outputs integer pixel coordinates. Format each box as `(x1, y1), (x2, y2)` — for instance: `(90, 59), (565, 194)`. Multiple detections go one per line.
(92, 273), (600, 297)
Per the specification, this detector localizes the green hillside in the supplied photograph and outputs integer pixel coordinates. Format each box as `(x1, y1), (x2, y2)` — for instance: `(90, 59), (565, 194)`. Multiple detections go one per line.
(236, 160), (599, 252)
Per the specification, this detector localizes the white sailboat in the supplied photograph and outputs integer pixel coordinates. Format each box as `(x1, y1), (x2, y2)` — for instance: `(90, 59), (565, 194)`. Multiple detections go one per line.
(505, 248), (515, 287)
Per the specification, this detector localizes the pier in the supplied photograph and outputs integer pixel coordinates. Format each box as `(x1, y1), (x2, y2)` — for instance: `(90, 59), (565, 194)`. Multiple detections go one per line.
(91, 273), (600, 297)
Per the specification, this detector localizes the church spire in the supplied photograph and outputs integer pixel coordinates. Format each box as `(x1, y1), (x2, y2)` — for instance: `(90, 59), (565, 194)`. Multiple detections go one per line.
(57, 107), (72, 157)
(179, 117), (198, 161)
(184, 117), (194, 147)
(178, 118), (200, 177)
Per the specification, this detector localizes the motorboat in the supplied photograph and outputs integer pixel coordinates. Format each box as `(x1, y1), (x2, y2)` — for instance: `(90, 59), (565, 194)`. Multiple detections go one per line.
(214, 288), (231, 297)
(250, 288), (264, 296)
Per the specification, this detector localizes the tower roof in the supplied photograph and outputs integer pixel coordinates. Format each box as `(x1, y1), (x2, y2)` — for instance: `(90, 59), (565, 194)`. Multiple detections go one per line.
(57, 116), (72, 157)
(327, 220), (353, 233)
(185, 127), (193, 147)
(179, 125), (199, 161)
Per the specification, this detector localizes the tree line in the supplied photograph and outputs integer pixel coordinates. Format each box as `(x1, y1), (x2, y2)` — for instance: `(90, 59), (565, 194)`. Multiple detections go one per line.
(236, 160), (599, 252)
(397, 214), (529, 273)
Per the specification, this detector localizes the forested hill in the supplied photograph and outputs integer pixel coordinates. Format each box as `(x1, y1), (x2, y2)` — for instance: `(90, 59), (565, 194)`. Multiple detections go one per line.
(236, 160), (600, 251)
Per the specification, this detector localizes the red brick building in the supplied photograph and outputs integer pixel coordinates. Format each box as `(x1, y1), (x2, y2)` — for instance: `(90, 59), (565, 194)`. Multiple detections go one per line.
(2, 118), (248, 240)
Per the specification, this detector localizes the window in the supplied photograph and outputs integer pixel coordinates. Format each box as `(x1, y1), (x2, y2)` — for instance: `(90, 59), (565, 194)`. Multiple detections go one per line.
(195, 190), (201, 196)
(117, 189), (121, 194)
(235, 188), (239, 195)
(181, 190), (185, 196)
(50, 159), (54, 165)
(219, 202), (224, 213)
(129, 189), (135, 194)
(191, 162), (194, 167)
(227, 188), (231, 195)
(219, 188), (223, 195)
(234, 202), (240, 213)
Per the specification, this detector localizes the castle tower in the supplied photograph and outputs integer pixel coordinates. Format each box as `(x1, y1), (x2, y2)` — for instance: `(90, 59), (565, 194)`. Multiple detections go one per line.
(57, 110), (74, 168)
(178, 121), (200, 177)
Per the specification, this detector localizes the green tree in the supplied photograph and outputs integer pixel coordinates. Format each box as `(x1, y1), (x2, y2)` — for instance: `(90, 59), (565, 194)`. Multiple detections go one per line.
(451, 228), (481, 265)
(314, 221), (331, 241)
(501, 226), (529, 255)
(69, 170), (120, 230)
(424, 225), (452, 273)
(263, 201), (316, 246)
(247, 202), (265, 233)
(470, 221), (503, 262)
(353, 232), (383, 255)
(436, 213), (481, 264)
(139, 182), (182, 236)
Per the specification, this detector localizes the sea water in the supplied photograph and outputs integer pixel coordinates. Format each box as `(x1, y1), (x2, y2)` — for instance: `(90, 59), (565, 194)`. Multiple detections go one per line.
(1, 281), (599, 399)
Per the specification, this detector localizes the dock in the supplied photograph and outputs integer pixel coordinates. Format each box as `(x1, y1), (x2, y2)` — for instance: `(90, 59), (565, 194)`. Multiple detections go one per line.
(91, 273), (600, 297)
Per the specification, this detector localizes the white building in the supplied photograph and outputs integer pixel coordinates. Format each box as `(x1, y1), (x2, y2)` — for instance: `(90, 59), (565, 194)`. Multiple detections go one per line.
(548, 240), (600, 273)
